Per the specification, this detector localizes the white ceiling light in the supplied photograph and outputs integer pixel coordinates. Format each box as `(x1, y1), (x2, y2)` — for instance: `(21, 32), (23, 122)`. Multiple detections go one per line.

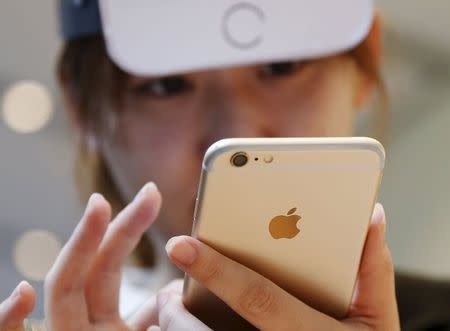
(1, 80), (53, 134)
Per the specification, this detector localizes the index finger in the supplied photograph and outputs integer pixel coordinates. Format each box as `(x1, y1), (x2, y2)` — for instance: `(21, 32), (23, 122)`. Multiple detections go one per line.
(165, 236), (340, 331)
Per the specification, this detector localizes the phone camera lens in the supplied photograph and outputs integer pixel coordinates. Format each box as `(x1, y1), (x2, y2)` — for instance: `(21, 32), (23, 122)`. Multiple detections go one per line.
(231, 152), (248, 167)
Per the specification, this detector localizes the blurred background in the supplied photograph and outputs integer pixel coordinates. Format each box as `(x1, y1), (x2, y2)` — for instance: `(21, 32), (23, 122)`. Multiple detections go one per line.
(1, 0), (449, 318)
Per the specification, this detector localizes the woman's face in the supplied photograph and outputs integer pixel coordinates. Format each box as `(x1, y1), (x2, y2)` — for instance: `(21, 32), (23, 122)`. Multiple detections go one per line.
(96, 55), (366, 240)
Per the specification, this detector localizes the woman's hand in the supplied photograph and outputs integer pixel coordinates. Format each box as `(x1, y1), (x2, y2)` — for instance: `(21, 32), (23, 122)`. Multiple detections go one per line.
(44, 182), (162, 331)
(157, 203), (400, 331)
(0, 282), (35, 331)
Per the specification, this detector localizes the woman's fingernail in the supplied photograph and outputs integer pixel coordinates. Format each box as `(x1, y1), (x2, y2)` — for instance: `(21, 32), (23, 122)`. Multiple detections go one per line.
(135, 182), (158, 201)
(11, 284), (21, 299)
(373, 203), (386, 238)
(165, 237), (198, 266)
(11, 281), (27, 299)
(18, 281), (30, 295)
(87, 193), (103, 210)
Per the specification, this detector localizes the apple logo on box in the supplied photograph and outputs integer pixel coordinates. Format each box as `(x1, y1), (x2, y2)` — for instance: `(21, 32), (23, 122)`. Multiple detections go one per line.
(269, 208), (302, 239)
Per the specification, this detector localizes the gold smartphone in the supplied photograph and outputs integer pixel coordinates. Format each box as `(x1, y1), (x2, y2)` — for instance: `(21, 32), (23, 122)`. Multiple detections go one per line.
(183, 137), (385, 330)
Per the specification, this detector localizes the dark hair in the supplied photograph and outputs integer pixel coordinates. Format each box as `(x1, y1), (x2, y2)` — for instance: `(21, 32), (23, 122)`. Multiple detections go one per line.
(58, 35), (156, 266)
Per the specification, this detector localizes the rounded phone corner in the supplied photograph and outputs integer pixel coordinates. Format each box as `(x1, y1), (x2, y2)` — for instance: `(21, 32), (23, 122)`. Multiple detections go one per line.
(202, 139), (235, 172)
(360, 137), (386, 170)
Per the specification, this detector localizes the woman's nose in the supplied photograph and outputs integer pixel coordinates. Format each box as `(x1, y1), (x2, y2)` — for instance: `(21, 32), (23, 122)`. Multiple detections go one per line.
(200, 72), (277, 140)
(196, 96), (276, 159)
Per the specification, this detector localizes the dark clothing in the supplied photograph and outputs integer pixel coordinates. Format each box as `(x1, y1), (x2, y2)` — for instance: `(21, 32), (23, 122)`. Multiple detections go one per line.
(397, 274), (450, 331)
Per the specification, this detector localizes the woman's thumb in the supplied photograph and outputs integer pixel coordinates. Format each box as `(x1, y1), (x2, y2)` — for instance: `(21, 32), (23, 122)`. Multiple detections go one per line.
(0, 281), (36, 331)
(347, 203), (400, 330)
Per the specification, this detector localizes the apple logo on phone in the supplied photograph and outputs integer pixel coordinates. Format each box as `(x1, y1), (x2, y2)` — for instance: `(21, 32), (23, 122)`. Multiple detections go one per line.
(269, 208), (302, 239)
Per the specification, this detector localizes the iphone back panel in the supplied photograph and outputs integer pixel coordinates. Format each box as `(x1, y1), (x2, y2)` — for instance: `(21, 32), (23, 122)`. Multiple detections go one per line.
(183, 137), (385, 328)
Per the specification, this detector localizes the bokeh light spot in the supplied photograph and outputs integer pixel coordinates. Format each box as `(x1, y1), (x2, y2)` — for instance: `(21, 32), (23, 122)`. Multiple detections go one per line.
(1, 80), (53, 133)
(13, 230), (62, 281)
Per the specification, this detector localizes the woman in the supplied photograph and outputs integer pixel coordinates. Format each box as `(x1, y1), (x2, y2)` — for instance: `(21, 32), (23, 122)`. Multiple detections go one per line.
(1, 0), (445, 330)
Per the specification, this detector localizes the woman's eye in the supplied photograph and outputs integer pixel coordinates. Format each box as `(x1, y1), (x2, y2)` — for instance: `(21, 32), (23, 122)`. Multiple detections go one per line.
(260, 61), (301, 79)
(134, 76), (194, 98)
